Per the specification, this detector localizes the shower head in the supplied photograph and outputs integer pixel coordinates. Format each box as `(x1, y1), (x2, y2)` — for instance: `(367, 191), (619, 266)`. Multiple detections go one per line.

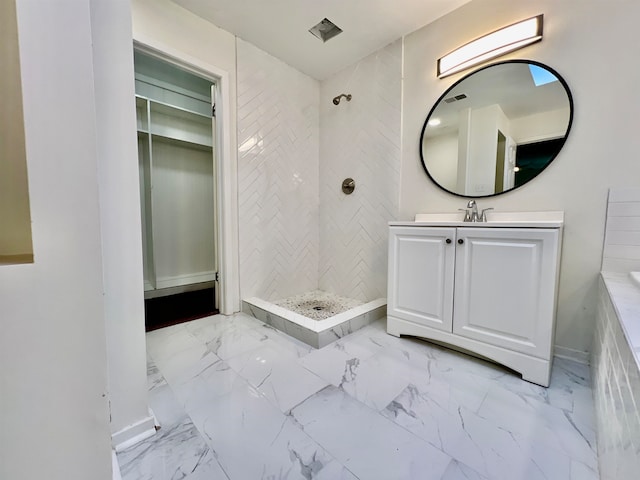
(332, 93), (352, 105)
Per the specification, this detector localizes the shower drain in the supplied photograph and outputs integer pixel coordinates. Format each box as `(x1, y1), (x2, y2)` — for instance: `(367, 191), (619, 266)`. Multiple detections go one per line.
(276, 292), (365, 321)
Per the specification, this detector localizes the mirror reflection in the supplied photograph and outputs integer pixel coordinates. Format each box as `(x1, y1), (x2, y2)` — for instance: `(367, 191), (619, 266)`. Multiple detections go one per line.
(420, 60), (573, 197)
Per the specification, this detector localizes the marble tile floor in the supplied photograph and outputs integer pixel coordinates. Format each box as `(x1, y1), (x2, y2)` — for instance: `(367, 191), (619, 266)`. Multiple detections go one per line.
(117, 313), (599, 480)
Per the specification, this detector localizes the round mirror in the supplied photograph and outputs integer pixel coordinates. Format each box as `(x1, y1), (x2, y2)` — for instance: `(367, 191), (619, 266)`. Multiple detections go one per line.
(420, 60), (573, 197)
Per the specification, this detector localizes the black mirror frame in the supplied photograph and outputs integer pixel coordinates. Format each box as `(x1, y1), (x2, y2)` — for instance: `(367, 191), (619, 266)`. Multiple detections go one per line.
(419, 59), (574, 198)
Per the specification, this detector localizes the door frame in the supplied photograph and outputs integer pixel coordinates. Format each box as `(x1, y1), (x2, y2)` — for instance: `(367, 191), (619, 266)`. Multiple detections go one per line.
(133, 38), (239, 315)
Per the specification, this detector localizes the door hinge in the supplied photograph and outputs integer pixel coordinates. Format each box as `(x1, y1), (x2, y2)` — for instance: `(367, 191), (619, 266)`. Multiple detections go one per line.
(212, 103), (216, 117)
(215, 271), (219, 282)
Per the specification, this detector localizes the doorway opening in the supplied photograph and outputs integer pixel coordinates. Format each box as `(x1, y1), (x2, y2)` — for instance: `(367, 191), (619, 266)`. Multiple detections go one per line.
(515, 138), (564, 188)
(133, 49), (219, 331)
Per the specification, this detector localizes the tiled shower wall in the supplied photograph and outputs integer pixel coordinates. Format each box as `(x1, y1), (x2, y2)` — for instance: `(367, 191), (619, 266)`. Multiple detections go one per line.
(318, 41), (402, 302)
(237, 38), (401, 303)
(237, 39), (320, 301)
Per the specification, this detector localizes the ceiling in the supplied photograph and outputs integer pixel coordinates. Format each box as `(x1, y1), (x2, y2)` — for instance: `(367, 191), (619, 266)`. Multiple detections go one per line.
(425, 62), (572, 138)
(171, 0), (472, 80)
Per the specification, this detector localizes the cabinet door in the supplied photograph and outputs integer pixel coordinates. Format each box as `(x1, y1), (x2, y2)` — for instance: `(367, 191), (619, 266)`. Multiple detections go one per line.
(452, 228), (559, 358)
(388, 227), (456, 331)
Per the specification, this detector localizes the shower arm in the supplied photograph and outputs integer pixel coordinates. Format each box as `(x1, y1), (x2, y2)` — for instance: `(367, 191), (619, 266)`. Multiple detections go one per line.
(332, 93), (352, 105)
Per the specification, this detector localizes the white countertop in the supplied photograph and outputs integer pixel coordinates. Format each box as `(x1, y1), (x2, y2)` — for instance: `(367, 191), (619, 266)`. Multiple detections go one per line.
(390, 211), (565, 229)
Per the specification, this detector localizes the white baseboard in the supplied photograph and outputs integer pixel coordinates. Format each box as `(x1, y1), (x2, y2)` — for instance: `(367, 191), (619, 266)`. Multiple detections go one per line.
(112, 450), (122, 480)
(155, 271), (216, 290)
(112, 414), (156, 452)
(554, 345), (590, 365)
(144, 280), (215, 299)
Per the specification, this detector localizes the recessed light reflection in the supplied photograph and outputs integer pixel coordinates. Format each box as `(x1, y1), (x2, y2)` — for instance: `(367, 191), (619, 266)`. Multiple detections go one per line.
(239, 135), (263, 153)
(428, 118), (441, 127)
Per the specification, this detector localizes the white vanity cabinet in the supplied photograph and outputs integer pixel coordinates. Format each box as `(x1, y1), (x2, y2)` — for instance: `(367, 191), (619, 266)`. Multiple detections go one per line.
(387, 218), (563, 387)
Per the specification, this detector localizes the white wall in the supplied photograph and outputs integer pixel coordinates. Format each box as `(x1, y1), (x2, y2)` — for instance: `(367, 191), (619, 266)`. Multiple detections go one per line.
(131, 0), (236, 75)
(0, 0), (32, 258)
(0, 0), (113, 478)
(465, 103), (510, 196)
(151, 143), (216, 288)
(90, 0), (154, 445)
(237, 39), (320, 301)
(423, 132), (458, 191)
(401, 0), (640, 358)
(319, 40), (402, 302)
(511, 107), (571, 144)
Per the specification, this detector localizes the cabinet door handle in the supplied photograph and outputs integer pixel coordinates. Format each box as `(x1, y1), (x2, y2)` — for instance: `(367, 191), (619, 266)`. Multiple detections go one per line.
(458, 239), (464, 245)
(446, 238), (452, 244)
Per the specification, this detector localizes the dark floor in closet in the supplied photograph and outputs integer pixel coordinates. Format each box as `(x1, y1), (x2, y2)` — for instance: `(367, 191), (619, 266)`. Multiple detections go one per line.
(145, 288), (217, 332)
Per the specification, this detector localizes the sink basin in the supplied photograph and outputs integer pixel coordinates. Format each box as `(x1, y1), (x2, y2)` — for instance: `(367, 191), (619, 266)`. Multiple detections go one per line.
(404, 211), (564, 228)
(414, 212), (466, 222)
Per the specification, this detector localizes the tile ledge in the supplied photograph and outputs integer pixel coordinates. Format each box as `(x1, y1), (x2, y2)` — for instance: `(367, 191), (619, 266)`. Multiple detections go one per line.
(600, 271), (640, 371)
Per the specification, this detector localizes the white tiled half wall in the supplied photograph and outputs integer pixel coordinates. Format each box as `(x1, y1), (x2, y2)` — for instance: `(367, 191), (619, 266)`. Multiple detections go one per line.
(318, 40), (402, 302)
(593, 276), (640, 480)
(237, 39), (320, 301)
(592, 187), (640, 479)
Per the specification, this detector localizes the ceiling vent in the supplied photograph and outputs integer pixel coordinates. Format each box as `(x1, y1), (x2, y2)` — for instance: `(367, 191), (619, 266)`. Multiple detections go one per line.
(309, 18), (343, 42)
(443, 93), (468, 104)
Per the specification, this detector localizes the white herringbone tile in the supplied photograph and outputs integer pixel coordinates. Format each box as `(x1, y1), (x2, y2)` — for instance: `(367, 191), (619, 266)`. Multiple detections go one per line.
(319, 40), (402, 302)
(237, 39), (320, 302)
(237, 38), (401, 305)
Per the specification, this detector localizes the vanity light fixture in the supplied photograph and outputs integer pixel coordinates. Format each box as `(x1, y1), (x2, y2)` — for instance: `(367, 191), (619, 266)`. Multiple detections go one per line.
(437, 14), (543, 78)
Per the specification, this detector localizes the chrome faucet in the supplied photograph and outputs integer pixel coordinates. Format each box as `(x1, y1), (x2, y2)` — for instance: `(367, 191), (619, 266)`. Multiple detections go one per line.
(467, 200), (479, 222)
(460, 200), (493, 222)
(481, 207), (494, 222)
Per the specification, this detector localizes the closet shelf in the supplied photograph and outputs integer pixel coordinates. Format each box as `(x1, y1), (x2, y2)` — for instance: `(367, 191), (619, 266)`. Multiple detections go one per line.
(136, 95), (213, 148)
(136, 95), (211, 119)
(136, 130), (212, 149)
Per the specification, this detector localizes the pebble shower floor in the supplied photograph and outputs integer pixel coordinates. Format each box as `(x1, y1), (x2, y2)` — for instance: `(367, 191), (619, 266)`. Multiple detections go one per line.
(273, 290), (364, 320)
